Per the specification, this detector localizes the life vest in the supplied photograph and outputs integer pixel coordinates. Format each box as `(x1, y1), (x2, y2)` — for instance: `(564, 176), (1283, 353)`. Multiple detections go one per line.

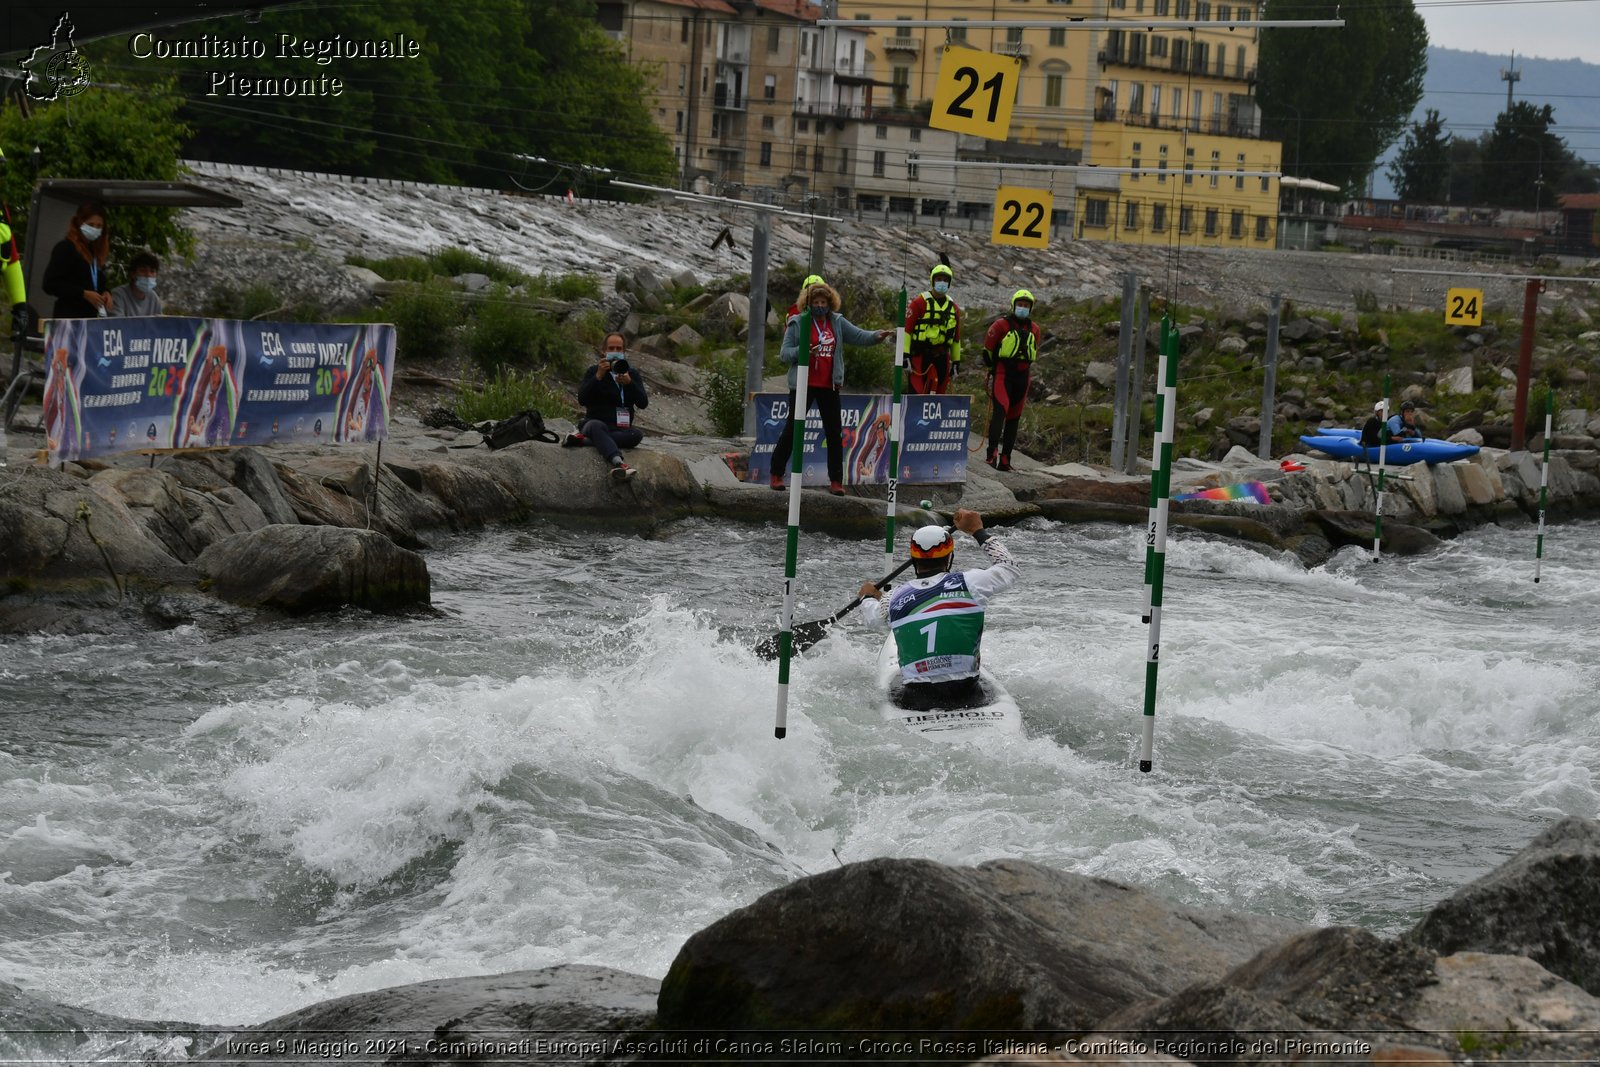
(910, 291), (958, 347)
(886, 571), (985, 683)
(995, 320), (1038, 362)
(0, 221), (23, 308)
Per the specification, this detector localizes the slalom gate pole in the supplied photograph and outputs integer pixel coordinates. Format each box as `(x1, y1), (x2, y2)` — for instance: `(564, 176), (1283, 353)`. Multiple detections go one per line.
(775, 309), (814, 740)
(885, 288), (907, 569)
(1372, 376), (1390, 562)
(1535, 387), (1553, 583)
(1140, 319), (1172, 624)
(1139, 317), (1179, 773)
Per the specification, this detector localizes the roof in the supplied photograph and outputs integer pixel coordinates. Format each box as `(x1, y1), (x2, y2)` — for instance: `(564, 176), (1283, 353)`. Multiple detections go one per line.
(643, 0), (739, 14)
(1558, 193), (1600, 211)
(746, 0), (821, 21)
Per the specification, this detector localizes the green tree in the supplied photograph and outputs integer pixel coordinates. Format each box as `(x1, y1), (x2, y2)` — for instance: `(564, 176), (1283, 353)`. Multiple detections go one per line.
(1387, 108), (1451, 203)
(1479, 101), (1592, 209)
(1444, 136), (1483, 207)
(1258, 0), (1428, 194)
(0, 83), (193, 265)
(79, 0), (676, 191)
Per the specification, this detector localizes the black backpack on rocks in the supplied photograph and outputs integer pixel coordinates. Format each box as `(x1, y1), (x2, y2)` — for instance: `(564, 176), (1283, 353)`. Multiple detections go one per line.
(478, 409), (560, 449)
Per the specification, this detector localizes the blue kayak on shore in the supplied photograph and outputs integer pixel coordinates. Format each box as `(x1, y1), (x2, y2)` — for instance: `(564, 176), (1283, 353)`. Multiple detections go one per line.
(1297, 430), (1480, 466)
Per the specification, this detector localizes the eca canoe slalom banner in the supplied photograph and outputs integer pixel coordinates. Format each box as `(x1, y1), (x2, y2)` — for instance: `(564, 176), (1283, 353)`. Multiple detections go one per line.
(40, 317), (394, 465)
(747, 393), (970, 485)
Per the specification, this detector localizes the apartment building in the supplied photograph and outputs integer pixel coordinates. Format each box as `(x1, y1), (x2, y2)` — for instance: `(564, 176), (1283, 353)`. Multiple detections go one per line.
(835, 0), (1283, 247)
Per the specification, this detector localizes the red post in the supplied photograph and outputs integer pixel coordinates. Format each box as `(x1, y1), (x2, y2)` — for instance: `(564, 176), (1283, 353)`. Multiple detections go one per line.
(1510, 279), (1542, 451)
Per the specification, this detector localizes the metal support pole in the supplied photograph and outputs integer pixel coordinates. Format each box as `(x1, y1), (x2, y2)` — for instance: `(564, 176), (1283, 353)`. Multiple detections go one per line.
(1124, 286), (1150, 475)
(1110, 272), (1137, 471)
(744, 213), (772, 436)
(1257, 291), (1281, 459)
(1511, 279), (1542, 451)
(809, 217), (828, 276)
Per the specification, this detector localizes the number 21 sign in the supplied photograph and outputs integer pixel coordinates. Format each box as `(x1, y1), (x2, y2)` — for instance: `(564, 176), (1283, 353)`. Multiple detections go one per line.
(991, 186), (1053, 248)
(930, 45), (1022, 139)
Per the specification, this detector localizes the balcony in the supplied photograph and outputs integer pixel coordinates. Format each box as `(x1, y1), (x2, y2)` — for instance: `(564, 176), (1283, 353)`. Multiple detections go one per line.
(794, 101), (872, 121)
(1093, 106), (1262, 140)
(882, 35), (921, 56)
(712, 84), (745, 111)
(994, 41), (1032, 61)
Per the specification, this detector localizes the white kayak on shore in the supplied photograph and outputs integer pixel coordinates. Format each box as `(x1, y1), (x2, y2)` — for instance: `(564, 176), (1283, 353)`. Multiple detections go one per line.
(875, 637), (1023, 738)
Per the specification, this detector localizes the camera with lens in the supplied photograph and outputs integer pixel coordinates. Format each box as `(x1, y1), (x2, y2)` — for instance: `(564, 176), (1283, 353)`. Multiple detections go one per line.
(608, 357), (630, 376)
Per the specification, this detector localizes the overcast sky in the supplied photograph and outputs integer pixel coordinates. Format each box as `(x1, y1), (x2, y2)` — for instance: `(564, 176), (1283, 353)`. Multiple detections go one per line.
(1417, 0), (1600, 62)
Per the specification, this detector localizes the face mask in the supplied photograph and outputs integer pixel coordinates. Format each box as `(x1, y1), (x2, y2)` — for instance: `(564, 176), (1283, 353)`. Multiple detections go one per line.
(811, 303), (829, 315)
(136, 276), (157, 294)
(1014, 306), (1031, 320)
(80, 224), (103, 241)
(934, 281), (950, 294)
(604, 350), (624, 359)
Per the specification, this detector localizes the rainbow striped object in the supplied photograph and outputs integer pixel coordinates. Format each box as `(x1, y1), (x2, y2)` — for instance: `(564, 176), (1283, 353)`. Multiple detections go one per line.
(1173, 481), (1272, 505)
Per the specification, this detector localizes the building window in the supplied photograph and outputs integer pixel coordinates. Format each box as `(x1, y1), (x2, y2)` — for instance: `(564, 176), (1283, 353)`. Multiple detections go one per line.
(798, 119), (809, 132)
(1235, 153), (1246, 189)
(1184, 147), (1194, 184)
(1152, 203), (1167, 231)
(1197, 1), (1210, 19)
(814, 146), (824, 171)
(1176, 0), (1190, 16)
(1130, 142), (1141, 180)
(1260, 175), (1271, 192)
(873, 150), (886, 177)
(761, 142), (772, 167)
(839, 148), (850, 173)
(1129, 82), (1144, 116)
(765, 74), (776, 100)
(895, 16), (911, 36)
(1236, 45), (1247, 78)
(678, 64), (686, 90)
(1155, 0), (1170, 11)
(952, 18), (968, 42)
(1049, 27), (1065, 46)
(1210, 149), (1220, 187)
(1218, 4), (1230, 19)
(1150, 84), (1162, 120)
(1151, 36), (1167, 58)
(892, 67), (910, 107)
(910, 127), (921, 141)
(1230, 210), (1244, 237)
(1158, 145), (1168, 183)
(1179, 205), (1194, 233)
(703, 68), (709, 92)
(675, 111), (684, 133)
(1085, 198), (1109, 227)
(1007, 27), (1023, 44)
(762, 115), (774, 131)
(907, 153), (919, 180)
(1045, 74), (1063, 107)
(875, 125), (888, 140)
(1255, 215), (1269, 240)
(768, 26), (780, 52)
(681, 17), (689, 42)
(1124, 202), (1140, 230)
(1204, 208), (1219, 235)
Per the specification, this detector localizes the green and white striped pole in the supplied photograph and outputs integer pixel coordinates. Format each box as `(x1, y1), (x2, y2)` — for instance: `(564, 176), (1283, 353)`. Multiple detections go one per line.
(1139, 317), (1179, 773)
(1140, 318), (1173, 626)
(1372, 376), (1391, 562)
(884, 288), (908, 569)
(1535, 387), (1553, 583)
(774, 309), (814, 740)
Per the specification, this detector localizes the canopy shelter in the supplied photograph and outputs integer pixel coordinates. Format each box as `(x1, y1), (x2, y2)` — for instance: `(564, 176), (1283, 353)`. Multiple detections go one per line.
(21, 178), (243, 323)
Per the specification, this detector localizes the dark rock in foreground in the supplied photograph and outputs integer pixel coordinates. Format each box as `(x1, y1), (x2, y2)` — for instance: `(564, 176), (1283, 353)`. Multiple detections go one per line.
(1407, 816), (1600, 997)
(656, 857), (1306, 1033)
(195, 524), (430, 613)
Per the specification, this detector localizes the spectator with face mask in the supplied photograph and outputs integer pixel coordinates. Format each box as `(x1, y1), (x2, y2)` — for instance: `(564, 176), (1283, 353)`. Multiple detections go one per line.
(42, 202), (111, 319)
(770, 278), (893, 495)
(109, 252), (163, 317)
(566, 331), (649, 481)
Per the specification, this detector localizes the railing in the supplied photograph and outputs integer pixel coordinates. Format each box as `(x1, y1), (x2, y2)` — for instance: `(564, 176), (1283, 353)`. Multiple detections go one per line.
(1093, 106), (1259, 139)
(793, 101), (872, 121)
(882, 36), (921, 55)
(995, 41), (1032, 60)
(712, 85), (745, 111)
(1100, 48), (1256, 82)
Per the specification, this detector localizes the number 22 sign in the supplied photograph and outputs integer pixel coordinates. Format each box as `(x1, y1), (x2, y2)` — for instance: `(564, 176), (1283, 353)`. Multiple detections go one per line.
(991, 186), (1053, 248)
(929, 45), (1022, 139)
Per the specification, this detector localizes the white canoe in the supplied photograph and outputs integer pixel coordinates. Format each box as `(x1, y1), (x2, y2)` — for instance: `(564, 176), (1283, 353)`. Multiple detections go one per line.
(876, 636), (1023, 738)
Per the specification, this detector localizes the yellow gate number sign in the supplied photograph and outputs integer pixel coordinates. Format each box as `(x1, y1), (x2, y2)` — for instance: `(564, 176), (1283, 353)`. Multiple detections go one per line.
(930, 46), (1022, 139)
(991, 186), (1053, 248)
(1446, 287), (1483, 327)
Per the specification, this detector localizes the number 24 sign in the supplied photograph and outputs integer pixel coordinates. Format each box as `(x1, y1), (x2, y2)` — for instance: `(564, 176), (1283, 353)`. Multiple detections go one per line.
(991, 186), (1053, 248)
(930, 45), (1022, 139)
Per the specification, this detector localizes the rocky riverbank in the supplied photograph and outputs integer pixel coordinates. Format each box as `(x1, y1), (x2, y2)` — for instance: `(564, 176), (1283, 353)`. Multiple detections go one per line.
(3, 401), (1599, 635)
(9, 817), (1599, 1065)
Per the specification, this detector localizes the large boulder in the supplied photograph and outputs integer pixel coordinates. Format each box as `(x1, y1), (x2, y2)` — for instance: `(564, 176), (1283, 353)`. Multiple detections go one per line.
(194, 524), (430, 613)
(656, 857), (1306, 1033)
(1306, 510), (1441, 555)
(1406, 816), (1600, 996)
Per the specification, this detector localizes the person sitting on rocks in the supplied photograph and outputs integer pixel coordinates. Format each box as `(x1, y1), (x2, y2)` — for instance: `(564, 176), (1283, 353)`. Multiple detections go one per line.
(566, 331), (648, 481)
(1387, 400), (1424, 440)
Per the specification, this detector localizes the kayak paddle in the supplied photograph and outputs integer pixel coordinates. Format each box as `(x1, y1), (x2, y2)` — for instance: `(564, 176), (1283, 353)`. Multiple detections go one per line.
(753, 556), (916, 661)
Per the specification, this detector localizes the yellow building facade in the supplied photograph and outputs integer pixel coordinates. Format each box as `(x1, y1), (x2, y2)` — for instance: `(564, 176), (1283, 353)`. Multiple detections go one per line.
(837, 0), (1282, 247)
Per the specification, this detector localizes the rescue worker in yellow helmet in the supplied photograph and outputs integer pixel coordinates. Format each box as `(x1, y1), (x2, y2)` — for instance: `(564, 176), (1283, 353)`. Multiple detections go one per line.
(981, 289), (1042, 472)
(902, 263), (962, 394)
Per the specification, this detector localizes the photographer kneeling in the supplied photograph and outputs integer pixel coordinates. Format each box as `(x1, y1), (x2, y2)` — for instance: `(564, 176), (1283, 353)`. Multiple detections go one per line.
(566, 331), (649, 481)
